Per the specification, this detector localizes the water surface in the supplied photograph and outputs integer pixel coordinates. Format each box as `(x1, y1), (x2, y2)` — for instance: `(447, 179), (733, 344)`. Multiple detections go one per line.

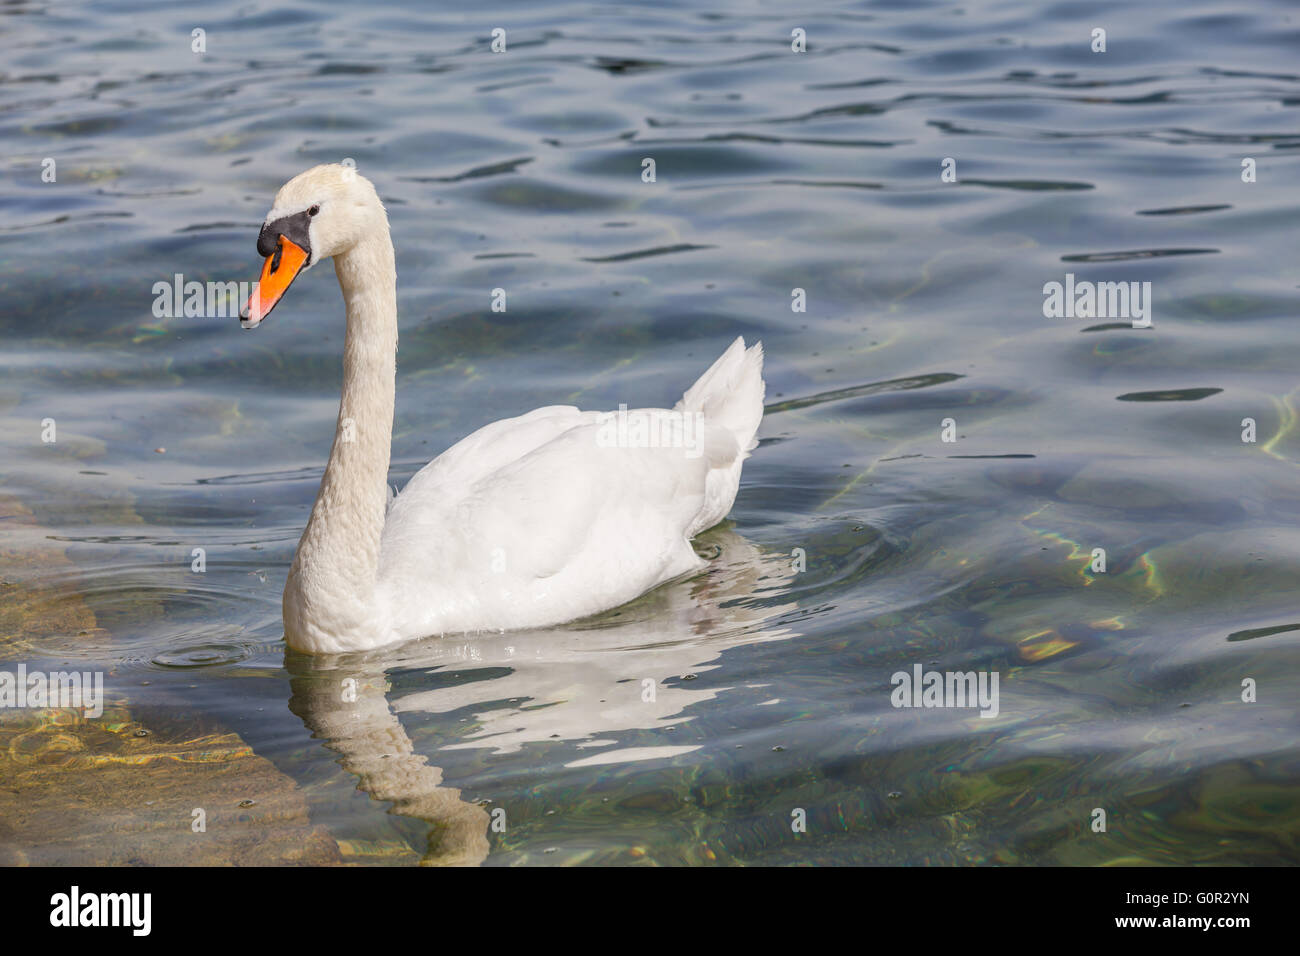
(2, 0), (1299, 865)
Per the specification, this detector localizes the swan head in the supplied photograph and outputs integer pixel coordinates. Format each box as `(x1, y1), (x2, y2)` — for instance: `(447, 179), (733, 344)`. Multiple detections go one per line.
(241, 164), (386, 328)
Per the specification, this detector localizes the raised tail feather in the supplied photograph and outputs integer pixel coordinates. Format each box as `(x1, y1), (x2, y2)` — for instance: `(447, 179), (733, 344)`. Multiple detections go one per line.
(676, 336), (766, 457)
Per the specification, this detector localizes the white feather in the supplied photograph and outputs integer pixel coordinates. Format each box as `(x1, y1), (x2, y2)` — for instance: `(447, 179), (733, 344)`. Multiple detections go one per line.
(378, 339), (765, 640)
(264, 165), (766, 653)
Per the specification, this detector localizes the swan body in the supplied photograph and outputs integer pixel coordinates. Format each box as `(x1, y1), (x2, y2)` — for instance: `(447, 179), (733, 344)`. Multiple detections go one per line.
(241, 165), (764, 654)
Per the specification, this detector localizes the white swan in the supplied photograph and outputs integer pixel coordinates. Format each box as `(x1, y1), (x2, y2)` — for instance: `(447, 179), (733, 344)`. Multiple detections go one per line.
(240, 164), (765, 654)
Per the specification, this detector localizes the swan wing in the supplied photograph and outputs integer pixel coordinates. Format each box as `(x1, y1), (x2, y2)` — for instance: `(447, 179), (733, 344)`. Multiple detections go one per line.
(375, 338), (764, 641)
(395, 404), (590, 497)
(378, 411), (735, 635)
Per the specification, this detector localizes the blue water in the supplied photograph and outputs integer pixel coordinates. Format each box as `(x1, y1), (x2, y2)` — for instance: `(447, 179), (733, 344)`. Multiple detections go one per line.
(1, 0), (1298, 864)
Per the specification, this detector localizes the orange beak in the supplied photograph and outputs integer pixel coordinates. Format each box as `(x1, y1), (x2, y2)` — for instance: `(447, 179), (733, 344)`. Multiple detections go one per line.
(241, 236), (309, 328)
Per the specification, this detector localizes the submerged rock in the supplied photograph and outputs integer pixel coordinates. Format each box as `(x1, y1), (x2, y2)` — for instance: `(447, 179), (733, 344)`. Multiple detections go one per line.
(0, 494), (99, 650)
(0, 706), (341, 866)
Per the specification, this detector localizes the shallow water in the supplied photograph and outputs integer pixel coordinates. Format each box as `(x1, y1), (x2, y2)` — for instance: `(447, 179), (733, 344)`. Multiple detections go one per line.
(2, 0), (1299, 865)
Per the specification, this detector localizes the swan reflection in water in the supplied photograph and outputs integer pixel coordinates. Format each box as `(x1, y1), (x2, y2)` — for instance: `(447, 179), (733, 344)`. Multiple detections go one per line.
(284, 526), (799, 865)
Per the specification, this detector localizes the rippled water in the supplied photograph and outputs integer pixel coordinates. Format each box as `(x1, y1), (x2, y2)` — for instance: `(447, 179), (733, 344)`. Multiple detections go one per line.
(2, 0), (1299, 865)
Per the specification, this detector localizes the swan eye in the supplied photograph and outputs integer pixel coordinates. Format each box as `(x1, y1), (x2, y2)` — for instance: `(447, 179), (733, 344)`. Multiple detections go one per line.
(309, 204), (320, 216)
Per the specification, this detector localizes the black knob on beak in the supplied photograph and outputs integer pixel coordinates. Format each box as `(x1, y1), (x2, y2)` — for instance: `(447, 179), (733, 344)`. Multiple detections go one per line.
(256, 209), (313, 260)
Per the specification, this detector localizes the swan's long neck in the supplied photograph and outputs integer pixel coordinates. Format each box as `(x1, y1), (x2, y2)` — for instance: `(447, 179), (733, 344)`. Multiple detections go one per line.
(284, 227), (397, 650)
